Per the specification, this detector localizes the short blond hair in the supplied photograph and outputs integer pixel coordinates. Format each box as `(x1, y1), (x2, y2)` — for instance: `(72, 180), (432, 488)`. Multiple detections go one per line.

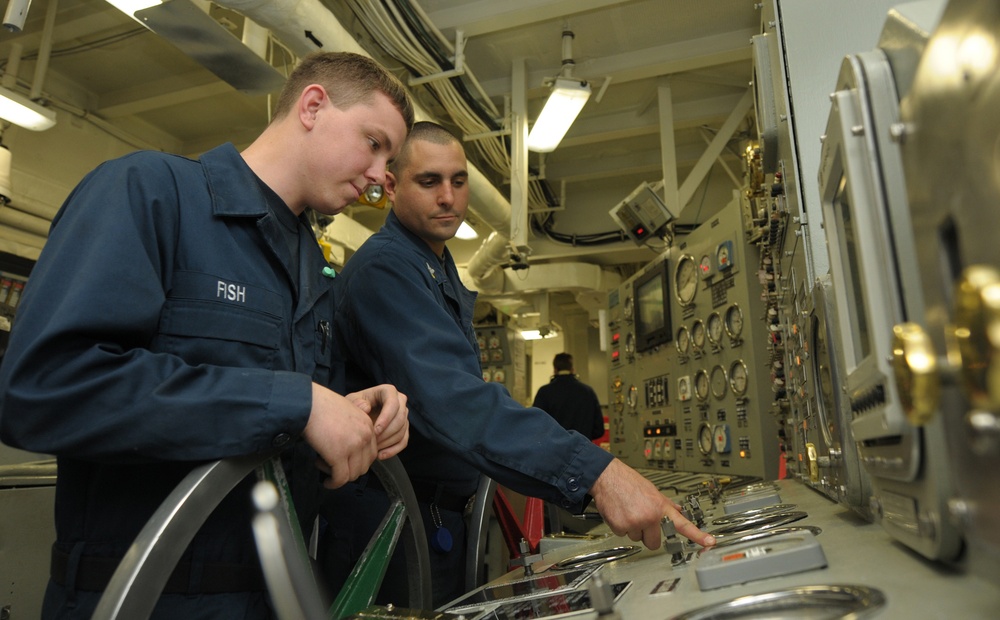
(272, 52), (414, 130)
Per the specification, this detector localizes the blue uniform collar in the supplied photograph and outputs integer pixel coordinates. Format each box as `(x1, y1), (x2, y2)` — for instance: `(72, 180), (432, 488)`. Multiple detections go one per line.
(200, 143), (270, 217)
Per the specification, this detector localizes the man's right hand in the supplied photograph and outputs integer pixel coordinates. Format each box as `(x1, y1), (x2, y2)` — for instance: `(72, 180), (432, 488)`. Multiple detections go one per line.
(304, 382), (379, 489)
(590, 458), (716, 550)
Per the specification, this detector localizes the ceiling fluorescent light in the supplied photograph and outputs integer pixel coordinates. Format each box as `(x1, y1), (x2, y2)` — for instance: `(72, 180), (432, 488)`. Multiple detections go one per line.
(526, 77), (590, 153)
(104, 0), (161, 20)
(0, 85), (55, 131)
(455, 221), (479, 240)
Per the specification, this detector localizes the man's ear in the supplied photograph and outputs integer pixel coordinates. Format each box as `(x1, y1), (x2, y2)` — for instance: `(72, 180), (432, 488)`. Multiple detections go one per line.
(298, 84), (327, 129)
(384, 170), (398, 201)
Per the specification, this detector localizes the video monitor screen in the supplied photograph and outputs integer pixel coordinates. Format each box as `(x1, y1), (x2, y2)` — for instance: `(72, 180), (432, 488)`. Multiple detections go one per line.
(634, 262), (671, 352)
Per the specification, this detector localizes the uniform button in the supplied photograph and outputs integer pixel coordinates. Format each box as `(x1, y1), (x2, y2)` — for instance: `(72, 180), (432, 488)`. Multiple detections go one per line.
(272, 433), (292, 448)
(568, 477), (579, 492)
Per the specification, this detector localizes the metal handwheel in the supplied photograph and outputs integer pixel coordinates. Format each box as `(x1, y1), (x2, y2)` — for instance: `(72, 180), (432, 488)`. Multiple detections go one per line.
(91, 454), (431, 619)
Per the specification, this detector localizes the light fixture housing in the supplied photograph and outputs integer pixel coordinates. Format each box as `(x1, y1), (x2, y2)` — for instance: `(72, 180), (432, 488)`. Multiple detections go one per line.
(104, 0), (161, 19)
(0, 85), (56, 131)
(455, 221), (478, 240)
(526, 77), (591, 153)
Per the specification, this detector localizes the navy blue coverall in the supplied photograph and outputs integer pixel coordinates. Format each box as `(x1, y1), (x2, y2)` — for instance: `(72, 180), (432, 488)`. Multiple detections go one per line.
(0, 143), (334, 619)
(325, 210), (613, 606)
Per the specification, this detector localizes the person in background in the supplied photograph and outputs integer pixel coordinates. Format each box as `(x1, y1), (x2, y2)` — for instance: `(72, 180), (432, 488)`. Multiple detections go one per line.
(323, 121), (715, 608)
(532, 352), (606, 441)
(0, 51), (413, 620)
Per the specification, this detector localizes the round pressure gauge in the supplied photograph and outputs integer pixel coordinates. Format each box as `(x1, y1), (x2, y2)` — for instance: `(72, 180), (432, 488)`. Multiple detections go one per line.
(493, 369), (506, 383)
(729, 360), (749, 397)
(694, 369), (710, 401)
(627, 385), (638, 410)
(676, 326), (691, 354)
(644, 439), (653, 460)
(625, 332), (636, 356)
(710, 365), (728, 400)
(674, 255), (698, 305)
(707, 312), (724, 345)
(482, 370), (491, 382)
(698, 422), (714, 455)
(623, 294), (634, 322)
(725, 303), (744, 339)
(691, 320), (706, 351)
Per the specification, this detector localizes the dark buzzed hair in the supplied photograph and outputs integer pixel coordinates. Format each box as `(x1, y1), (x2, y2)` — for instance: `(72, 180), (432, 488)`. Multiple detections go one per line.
(553, 353), (574, 372)
(390, 121), (462, 175)
(272, 51), (414, 130)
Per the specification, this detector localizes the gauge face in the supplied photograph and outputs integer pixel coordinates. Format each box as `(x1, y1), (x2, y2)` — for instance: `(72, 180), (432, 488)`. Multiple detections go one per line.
(700, 254), (714, 279)
(691, 320), (706, 350)
(676, 326), (690, 354)
(694, 370), (710, 401)
(716, 240), (734, 271)
(623, 294), (634, 321)
(644, 439), (653, 460)
(674, 255), (698, 305)
(707, 312), (724, 345)
(725, 304), (744, 339)
(698, 422), (714, 455)
(625, 332), (636, 355)
(627, 385), (638, 409)
(710, 365), (728, 399)
(729, 360), (749, 396)
(714, 424), (731, 453)
(677, 376), (692, 402)
(482, 370), (491, 382)
(493, 369), (506, 383)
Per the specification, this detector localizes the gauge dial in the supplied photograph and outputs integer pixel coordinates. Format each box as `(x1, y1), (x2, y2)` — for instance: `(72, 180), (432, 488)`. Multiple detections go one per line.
(716, 240), (734, 271)
(627, 385), (638, 410)
(714, 424), (732, 453)
(700, 254), (714, 279)
(625, 333), (636, 356)
(707, 312), (724, 345)
(729, 360), (749, 397)
(691, 320), (706, 351)
(493, 369), (506, 383)
(725, 304), (744, 339)
(694, 369), (710, 401)
(644, 439), (653, 460)
(698, 422), (714, 455)
(710, 365), (728, 400)
(677, 375), (692, 402)
(674, 255), (698, 305)
(676, 326), (690, 354)
(623, 294), (634, 322)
